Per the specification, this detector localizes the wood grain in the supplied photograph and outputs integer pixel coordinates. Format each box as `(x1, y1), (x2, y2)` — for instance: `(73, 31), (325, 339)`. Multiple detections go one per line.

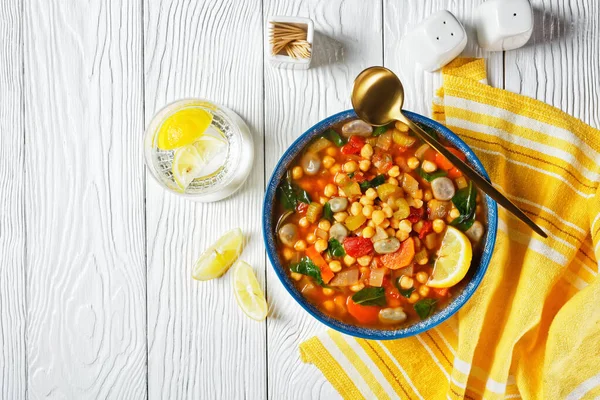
(143, 1), (266, 399)
(0, 0), (26, 398)
(504, 0), (600, 129)
(23, 0), (147, 397)
(263, 1), (383, 399)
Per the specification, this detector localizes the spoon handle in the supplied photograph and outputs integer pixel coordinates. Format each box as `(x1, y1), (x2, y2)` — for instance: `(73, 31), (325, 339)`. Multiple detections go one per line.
(397, 113), (548, 238)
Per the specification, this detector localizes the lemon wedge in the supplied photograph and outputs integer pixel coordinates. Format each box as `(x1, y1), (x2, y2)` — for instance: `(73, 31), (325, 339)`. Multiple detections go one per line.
(172, 144), (204, 191)
(193, 135), (227, 162)
(192, 228), (244, 281)
(157, 108), (213, 150)
(428, 226), (473, 288)
(232, 261), (268, 321)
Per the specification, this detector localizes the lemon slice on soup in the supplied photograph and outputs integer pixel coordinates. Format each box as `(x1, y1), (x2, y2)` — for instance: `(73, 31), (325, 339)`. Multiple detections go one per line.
(157, 108), (213, 150)
(192, 228), (244, 281)
(172, 144), (205, 191)
(232, 260), (268, 321)
(428, 226), (472, 288)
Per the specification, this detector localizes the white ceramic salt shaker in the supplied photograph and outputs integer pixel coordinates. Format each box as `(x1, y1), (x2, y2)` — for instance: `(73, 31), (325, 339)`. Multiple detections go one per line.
(475, 0), (534, 51)
(266, 16), (314, 70)
(402, 10), (467, 72)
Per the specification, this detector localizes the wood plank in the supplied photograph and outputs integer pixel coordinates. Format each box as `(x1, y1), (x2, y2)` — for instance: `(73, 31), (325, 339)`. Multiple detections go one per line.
(23, 0), (147, 397)
(384, 0), (504, 116)
(143, 1), (266, 399)
(263, 1), (383, 398)
(0, 0), (26, 398)
(505, 0), (600, 129)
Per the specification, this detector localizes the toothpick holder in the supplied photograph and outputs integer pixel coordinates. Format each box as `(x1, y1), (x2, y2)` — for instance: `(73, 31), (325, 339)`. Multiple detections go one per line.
(266, 16), (314, 70)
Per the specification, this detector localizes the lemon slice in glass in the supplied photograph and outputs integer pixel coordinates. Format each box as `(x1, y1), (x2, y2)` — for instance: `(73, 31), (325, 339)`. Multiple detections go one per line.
(172, 144), (205, 191)
(428, 226), (473, 288)
(192, 228), (244, 281)
(232, 261), (268, 321)
(157, 107), (213, 150)
(193, 135), (227, 162)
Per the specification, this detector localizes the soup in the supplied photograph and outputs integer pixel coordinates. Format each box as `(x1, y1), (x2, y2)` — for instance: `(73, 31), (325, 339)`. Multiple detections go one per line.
(274, 119), (485, 328)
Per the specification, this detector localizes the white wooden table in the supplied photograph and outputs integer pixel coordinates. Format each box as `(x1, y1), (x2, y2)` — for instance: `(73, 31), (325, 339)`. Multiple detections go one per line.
(1, 0), (598, 398)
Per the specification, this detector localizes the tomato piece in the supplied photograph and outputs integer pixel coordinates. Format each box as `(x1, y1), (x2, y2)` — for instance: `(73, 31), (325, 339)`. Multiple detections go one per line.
(447, 167), (462, 179)
(341, 136), (365, 155)
(380, 237), (416, 269)
(305, 246), (335, 284)
(296, 202), (308, 214)
(352, 172), (367, 183)
(435, 147), (466, 171)
(343, 236), (374, 258)
(418, 220), (433, 240)
(347, 297), (380, 324)
(407, 207), (424, 223)
(432, 287), (449, 297)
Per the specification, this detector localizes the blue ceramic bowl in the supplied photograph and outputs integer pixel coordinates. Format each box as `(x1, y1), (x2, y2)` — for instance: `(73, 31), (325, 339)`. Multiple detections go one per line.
(263, 110), (498, 340)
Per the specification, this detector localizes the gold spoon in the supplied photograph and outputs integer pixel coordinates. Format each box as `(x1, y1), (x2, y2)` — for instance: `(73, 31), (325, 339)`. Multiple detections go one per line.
(351, 66), (547, 238)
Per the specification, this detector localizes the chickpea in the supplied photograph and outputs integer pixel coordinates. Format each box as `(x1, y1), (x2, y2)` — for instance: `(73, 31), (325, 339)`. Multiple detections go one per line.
(359, 196), (374, 206)
(450, 208), (461, 219)
(412, 199), (424, 208)
(294, 240), (307, 251)
(319, 196), (329, 205)
(380, 219), (390, 229)
(350, 202), (363, 216)
(299, 217), (309, 228)
(334, 173), (347, 185)
(372, 210), (385, 225)
(315, 239), (328, 252)
(359, 160), (371, 172)
(362, 226), (375, 239)
(395, 121), (409, 132)
(365, 188), (378, 200)
(283, 247), (295, 260)
(318, 219), (331, 231)
(433, 219), (446, 233)
(387, 177), (399, 186)
(291, 272), (303, 281)
(416, 271), (429, 284)
(399, 219), (412, 233)
(400, 276), (414, 290)
(323, 300), (335, 312)
(422, 160), (437, 173)
(329, 164), (342, 175)
(382, 206), (394, 218)
(306, 233), (317, 244)
(326, 147), (338, 156)
(322, 155), (336, 169)
(386, 227), (396, 237)
(396, 230), (410, 241)
(388, 166), (401, 177)
(323, 288), (335, 296)
(413, 221), (424, 233)
(357, 255), (372, 267)
(334, 295), (346, 308)
(408, 292), (421, 304)
(334, 212), (348, 222)
(343, 255), (356, 266)
(407, 157), (420, 170)
(390, 218), (400, 229)
(323, 183), (337, 198)
(362, 204), (374, 218)
(292, 166), (304, 180)
(424, 189), (433, 202)
(418, 285), (430, 297)
(350, 283), (365, 292)
(329, 260), (342, 273)
(344, 161), (358, 173)
(360, 143), (374, 159)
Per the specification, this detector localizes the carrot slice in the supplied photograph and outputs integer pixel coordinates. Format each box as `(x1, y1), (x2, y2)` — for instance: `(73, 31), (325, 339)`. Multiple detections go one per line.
(347, 297), (380, 324)
(305, 246), (334, 284)
(434, 147), (466, 171)
(380, 237), (416, 270)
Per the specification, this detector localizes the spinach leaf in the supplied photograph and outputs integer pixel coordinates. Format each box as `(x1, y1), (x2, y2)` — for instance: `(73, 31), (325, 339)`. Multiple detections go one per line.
(290, 257), (324, 286)
(417, 167), (448, 182)
(327, 238), (346, 258)
(450, 181), (477, 231)
(323, 202), (333, 222)
(278, 177), (312, 211)
(347, 172), (355, 179)
(352, 287), (387, 306)
(414, 298), (438, 319)
(372, 124), (391, 137)
(360, 174), (386, 191)
(394, 277), (415, 298)
(325, 129), (347, 146)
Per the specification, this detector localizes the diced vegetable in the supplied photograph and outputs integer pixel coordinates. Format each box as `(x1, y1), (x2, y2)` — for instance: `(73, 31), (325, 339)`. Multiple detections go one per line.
(414, 298), (438, 319)
(301, 152), (321, 175)
(369, 268), (387, 287)
(345, 214), (367, 231)
(379, 307), (407, 324)
(380, 237), (415, 269)
(393, 198), (410, 220)
(402, 173), (419, 196)
(341, 120), (373, 137)
(343, 181), (362, 197)
(392, 131), (417, 147)
(418, 220), (433, 240)
(373, 238), (401, 254)
(435, 147), (466, 171)
(352, 287), (386, 306)
(308, 137), (333, 154)
(414, 249), (428, 264)
(323, 202), (333, 221)
(396, 264), (414, 277)
(377, 183), (402, 202)
(417, 167), (448, 182)
(447, 167), (462, 179)
(306, 202), (323, 223)
(415, 144), (431, 160)
(372, 152), (393, 172)
(431, 177), (456, 201)
(343, 236), (374, 257)
(407, 207), (424, 223)
(305, 247), (335, 284)
(347, 297), (380, 324)
(327, 238), (346, 257)
(278, 176), (311, 210)
(424, 232), (438, 249)
(329, 223), (349, 242)
(432, 287), (449, 297)
(371, 226), (388, 242)
(278, 223), (298, 247)
(325, 129), (347, 146)
(329, 268), (359, 286)
(341, 135), (366, 155)
(376, 132), (393, 151)
(290, 257), (324, 286)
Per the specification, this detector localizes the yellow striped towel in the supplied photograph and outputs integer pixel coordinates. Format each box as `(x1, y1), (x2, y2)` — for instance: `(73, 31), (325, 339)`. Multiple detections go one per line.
(299, 58), (600, 400)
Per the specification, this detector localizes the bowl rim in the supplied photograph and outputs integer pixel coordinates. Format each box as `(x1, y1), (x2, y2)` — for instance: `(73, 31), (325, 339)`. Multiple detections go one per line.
(262, 109), (498, 340)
